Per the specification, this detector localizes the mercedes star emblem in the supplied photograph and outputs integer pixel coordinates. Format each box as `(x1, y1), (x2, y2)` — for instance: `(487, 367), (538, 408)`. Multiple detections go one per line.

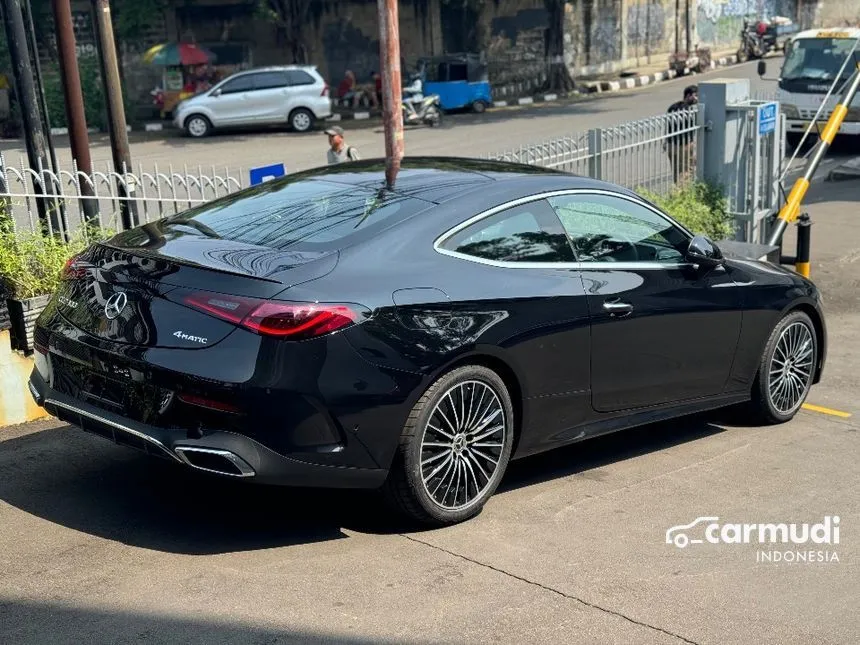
(104, 291), (128, 320)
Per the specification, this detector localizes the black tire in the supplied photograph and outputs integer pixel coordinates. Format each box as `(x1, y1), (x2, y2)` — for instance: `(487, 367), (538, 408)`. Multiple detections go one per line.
(289, 108), (315, 133)
(749, 310), (817, 424)
(737, 47), (748, 64)
(383, 365), (515, 525)
(184, 114), (212, 138)
(428, 108), (443, 128)
(472, 100), (488, 114)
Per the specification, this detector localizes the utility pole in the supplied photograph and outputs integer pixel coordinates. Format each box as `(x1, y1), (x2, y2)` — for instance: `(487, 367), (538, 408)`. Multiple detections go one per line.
(52, 0), (98, 224)
(24, 0), (67, 229)
(685, 0), (691, 55)
(674, 0), (680, 56)
(1, 0), (56, 227)
(378, 0), (404, 189)
(92, 0), (136, 229)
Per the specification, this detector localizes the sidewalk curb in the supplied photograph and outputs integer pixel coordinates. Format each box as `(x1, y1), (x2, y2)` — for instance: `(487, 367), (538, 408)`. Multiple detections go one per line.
(582, 55), (740, 94)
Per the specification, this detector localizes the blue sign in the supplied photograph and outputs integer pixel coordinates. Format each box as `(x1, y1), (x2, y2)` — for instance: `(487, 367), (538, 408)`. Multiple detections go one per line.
(758, 102), (778, 136)
(249, 163), (286, 186)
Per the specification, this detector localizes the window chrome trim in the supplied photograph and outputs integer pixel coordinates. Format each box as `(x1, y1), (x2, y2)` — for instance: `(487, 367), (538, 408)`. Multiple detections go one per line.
(433, 188), (695, 271)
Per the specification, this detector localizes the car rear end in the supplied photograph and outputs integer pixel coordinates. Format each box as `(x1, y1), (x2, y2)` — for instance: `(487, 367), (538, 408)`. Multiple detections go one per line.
(302, 66), (332, 120)
(29, 174), (434, 487)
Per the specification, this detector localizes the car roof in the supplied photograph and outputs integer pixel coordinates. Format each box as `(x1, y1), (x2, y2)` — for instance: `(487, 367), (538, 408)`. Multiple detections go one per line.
(232, 65), (320, 76)
(283, 156), (635, 205)
(790, 28), (860, 41)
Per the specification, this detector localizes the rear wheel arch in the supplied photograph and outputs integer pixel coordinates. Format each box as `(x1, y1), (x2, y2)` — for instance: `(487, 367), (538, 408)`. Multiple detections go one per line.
(426, 352), (524, 454)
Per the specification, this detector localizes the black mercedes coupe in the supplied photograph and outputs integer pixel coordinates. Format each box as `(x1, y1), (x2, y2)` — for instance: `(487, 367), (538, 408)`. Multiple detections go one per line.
(29, 158), (826, 525)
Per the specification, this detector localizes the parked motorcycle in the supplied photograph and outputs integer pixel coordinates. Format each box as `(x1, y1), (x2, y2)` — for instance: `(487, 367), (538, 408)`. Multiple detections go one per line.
(402, 93), (443, 127)
(737, 17), (798, 62)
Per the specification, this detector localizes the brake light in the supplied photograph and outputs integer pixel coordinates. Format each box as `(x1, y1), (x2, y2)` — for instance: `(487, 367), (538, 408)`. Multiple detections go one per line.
(60, 254), (87, 280)
(181, 291), (363, 340)
(321, 82), (329, 97)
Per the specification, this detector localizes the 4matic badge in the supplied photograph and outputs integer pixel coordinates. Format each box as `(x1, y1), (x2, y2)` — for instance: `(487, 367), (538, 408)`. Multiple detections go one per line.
(173, 331), (208, 345)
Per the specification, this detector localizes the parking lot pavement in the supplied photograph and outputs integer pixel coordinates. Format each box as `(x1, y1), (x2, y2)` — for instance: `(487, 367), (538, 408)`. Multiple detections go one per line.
(2, 181), (858, 645)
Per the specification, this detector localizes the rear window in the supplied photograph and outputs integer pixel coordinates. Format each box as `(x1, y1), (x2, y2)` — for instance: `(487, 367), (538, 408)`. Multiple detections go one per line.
(156, 178), (429, 251)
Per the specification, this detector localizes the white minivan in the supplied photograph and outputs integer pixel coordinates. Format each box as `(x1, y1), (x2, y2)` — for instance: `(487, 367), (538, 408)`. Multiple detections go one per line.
(174, 65), (332, 137)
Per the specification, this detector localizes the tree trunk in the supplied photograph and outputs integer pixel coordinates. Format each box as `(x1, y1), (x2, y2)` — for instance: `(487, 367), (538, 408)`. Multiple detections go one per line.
(544, 0), (575, 93)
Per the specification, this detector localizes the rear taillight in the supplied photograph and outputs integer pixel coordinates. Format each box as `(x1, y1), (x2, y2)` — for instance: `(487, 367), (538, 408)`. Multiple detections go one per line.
(181, 291), (364, 340)
(60, 254), (88, 281)
(321, 82), (329, 97)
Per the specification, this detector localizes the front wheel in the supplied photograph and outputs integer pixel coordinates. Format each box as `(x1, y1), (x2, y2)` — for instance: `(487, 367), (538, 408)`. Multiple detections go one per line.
(750, 310), (817, 424)
(736, 47), (749, 63)
(472, 100), (488, 114)
(185, 114), (212, 138)
(383, 365), (515, 525)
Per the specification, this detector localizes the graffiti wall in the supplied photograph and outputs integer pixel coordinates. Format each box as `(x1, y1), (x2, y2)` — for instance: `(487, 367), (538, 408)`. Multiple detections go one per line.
(565, 0), (624, 70)
(696, 0), (798, 48)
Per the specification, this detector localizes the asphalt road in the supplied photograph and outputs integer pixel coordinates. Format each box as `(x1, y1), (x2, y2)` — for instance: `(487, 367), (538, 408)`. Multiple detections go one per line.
(1, 60), (779, 177)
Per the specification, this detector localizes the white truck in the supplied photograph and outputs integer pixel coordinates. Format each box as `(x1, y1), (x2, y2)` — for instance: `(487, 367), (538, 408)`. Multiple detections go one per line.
(770, 28), (860, 147)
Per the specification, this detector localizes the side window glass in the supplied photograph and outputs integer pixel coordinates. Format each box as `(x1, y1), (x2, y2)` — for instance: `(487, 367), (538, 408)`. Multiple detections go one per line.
(285, 70), (316, 86)
(548, 194), (689, 263)
(254, 71), (289, 90)
(441, 200), (574, 263)
(220, 75), (255, 94)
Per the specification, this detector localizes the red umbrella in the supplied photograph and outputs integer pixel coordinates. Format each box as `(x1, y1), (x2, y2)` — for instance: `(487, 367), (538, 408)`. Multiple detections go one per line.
(143, 42), (217, 66)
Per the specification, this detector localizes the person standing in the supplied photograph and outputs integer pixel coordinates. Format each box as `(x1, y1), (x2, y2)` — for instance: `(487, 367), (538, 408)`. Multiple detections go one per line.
(665, 85), (699, 184)
(325, 126), (360, 165)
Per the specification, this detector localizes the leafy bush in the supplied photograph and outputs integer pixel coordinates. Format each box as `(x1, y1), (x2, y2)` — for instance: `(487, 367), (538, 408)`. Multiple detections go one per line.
(41, 57), (136, 131)
(640, 182), (735, 241)
(0, 222), (112, 300)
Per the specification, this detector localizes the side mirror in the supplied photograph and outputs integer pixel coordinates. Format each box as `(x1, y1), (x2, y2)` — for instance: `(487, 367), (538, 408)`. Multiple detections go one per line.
(757, 60), (767, 77)
(686, 235), (724, 268)
(211, 88), (222, 97)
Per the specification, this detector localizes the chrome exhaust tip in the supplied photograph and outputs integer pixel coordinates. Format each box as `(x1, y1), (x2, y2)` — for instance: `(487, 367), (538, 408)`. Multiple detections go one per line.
(174, 446), (255, 478)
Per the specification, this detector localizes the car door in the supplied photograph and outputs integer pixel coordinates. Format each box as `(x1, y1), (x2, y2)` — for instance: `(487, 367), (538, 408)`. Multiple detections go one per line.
(211, 74), (257, 125)
(547, 191), (743, 412)
(435, 198), (593, 452)
(251, 71), (291, 123)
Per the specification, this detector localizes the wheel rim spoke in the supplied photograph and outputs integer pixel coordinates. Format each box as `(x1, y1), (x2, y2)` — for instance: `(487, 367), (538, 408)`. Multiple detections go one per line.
(420, 380), (507, 511)
(767, 321), (814, 415)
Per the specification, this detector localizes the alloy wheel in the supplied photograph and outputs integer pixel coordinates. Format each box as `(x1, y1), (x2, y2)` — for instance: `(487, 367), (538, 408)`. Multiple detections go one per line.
(767, 320), (814, 415)
(419, 380), (507, 511)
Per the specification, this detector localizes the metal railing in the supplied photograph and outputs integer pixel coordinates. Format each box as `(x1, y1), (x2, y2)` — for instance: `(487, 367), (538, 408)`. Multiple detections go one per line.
(0, 152), (246, 238)
(485, 107), (702, 195)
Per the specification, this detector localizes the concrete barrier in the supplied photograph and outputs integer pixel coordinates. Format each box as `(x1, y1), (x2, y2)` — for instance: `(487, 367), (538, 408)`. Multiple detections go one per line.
(0, 331), (48, 426)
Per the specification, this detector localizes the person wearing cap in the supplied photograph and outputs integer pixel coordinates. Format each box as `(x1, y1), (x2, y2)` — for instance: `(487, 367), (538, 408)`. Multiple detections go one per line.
(665, 84), (698, 184)
(325, 126), (360, 165)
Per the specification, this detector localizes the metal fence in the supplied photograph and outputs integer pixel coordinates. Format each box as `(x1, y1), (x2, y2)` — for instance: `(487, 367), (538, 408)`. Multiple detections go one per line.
(0, 152), (246, 238)
(485, 107), (703, 195)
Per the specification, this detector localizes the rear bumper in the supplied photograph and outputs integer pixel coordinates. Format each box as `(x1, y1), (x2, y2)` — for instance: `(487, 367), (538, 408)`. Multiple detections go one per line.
(28, 369), (388, 489)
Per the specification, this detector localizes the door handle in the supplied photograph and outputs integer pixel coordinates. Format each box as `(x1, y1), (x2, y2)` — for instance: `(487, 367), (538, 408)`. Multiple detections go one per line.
(603, 299), (634, 316)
